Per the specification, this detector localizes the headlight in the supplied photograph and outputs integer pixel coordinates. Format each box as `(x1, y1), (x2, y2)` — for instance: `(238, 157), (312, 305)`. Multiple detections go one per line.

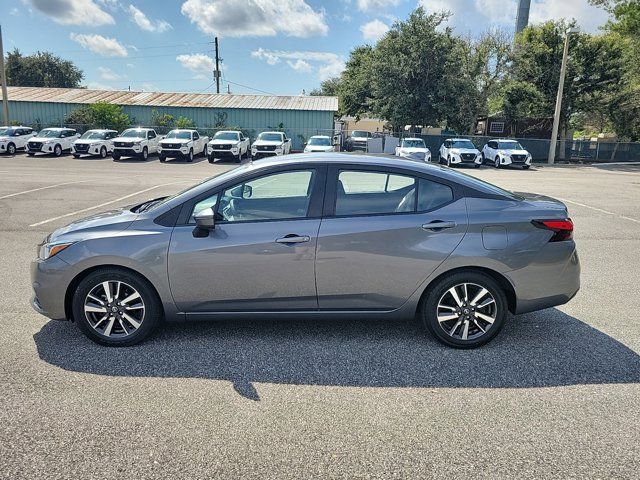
(38, 241), (74, 260)
(526, 153), (532, 160)
(133, 141), (142, 145)
(90, 143), (100, 147)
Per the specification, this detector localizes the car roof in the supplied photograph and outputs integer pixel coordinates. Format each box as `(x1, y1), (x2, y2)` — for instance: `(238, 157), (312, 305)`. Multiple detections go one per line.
(309, 135), (331, 138)
(216, 130), (240, 133)
(490, 139), (518, 142)
(402, 137), (424, 141)
(86, 129), (117, 132)
(259, 131), (284, 134)
(446, 138), (472, 142)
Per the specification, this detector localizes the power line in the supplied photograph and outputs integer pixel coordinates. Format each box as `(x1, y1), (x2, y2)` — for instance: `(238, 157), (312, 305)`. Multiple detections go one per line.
(221, 78), (276, 95)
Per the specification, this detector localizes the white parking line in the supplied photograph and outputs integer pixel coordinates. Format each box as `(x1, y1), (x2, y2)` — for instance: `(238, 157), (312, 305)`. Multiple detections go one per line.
(0, 180), (91, 200)
(560, 198), (640, 224)
(29, 182), (187, 227)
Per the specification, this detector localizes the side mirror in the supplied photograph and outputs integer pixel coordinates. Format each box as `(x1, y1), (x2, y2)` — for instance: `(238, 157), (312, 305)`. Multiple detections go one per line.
(194, 207), (215, 229)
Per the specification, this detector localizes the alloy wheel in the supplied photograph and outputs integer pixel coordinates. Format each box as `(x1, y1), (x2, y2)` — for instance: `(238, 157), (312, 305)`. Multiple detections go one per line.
(84, 280), (145, 338)
(436, 282), (497, 341)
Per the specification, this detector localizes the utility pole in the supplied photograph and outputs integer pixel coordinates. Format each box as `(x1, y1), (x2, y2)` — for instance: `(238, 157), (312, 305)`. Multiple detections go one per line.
(0, 25), (10, 125)
(214, 37), (221, 94)
(547, 27), (579, 164)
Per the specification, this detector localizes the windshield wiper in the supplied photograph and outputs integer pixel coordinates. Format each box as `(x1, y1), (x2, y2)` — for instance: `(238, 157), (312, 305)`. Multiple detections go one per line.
(132, 197), (168, 213)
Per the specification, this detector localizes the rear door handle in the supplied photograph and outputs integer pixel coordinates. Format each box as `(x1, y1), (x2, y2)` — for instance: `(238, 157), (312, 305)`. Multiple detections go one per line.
(276, 235), (310, 244)
(422, 221), (456, 231)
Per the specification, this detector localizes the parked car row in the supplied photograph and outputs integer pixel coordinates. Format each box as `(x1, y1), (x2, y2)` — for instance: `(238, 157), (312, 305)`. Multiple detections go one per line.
(391, 136), (532, 170)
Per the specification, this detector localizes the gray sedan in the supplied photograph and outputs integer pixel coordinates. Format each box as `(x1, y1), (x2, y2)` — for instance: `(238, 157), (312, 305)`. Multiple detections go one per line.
(31, 154), (580, 348)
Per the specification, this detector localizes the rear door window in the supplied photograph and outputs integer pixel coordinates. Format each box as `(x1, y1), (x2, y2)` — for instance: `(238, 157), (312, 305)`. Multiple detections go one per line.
(335, 170), (416, 216)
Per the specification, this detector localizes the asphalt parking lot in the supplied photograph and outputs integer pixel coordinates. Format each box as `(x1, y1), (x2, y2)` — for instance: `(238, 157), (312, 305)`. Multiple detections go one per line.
(1, 151), (639, 479)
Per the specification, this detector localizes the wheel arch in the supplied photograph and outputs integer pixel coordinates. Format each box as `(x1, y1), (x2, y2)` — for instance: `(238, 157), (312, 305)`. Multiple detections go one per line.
(64, 264), (164, 321)
(416, 266), (517, 315)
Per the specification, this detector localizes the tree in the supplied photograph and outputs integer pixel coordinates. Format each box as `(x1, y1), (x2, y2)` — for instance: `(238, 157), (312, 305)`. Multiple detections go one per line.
(65, 102), (130, 132)
(5, 49), (84, 88)
(336, 45), (375, 120)
(175, 116), (196, 128)
(309, 77), (341, 96)
(150, 109), (175, 128)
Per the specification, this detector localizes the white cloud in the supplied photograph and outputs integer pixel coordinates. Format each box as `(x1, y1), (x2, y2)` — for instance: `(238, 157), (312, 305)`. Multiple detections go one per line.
(360, 19), (389, 42)
(98, 67), (121, 81)
(128, 4), (172, 32)
(529, 0), (609, 33)
(26, 0), (114, 25)
(141, 82), (157, 91)
(87, 81), (115, 90)
(357, 0), (400, 12)
(70, 33), (128, 57)
(287, 59), (313, 73)
(251, 48), (345, 80)
(176, 53), (215, 74)
(181, 0), (328, 37)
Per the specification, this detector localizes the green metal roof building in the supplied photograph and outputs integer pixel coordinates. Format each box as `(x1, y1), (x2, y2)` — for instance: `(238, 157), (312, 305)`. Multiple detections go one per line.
(2, 86), (338, 150)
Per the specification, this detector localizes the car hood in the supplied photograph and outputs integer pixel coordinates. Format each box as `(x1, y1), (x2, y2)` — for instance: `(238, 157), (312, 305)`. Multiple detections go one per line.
(500, 149), (529, 155)
(49, 207), (138, 243)
(399, 147), (429, 153)
(30, 136), (60, 142)
(305, 145), (334, 151)
(74, 139), (102, 144)
(209, 139), (239, 144)
(450, 148), (479, 155)
(113, 136), (144, 142)
(254, 140), (283, 146)
(350, 136), (369, 141)
(159, 138), (189, 144)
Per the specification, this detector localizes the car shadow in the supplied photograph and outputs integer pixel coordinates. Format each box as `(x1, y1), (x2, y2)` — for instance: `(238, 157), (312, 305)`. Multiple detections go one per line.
(160, 156), (208, 165)
(112, 156), (158, 163)
(34, 308), (640, 401)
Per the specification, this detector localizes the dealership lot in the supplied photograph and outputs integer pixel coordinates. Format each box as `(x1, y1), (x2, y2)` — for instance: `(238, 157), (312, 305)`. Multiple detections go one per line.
(1, 152), (639, 479)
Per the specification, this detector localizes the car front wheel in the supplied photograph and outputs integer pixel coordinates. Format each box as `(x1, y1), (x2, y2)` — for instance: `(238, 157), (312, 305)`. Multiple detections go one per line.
(72, 268), (162, 346)
(494, 156), (501, 168)
(54, 144), (62, 157)
(421, 271), (507, 348)
(7, 143), (16, 155)
(100, 146), (107, 158)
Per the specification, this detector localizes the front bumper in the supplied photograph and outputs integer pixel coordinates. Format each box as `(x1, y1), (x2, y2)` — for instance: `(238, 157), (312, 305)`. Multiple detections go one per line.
(500, 155), (532, 166)
(450, 154), (482, 165)
(114, 146), (143, 157)
(159, 147), (190, 158)
(30, 256), (73, 321)
(209, 148), (240, 158)
(252, 149), (282, 158)
(72, 145), (103, 156)
(28, 144), (56, 154)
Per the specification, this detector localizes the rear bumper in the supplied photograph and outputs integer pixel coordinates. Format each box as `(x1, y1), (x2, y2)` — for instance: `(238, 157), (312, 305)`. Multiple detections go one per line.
(506, 243), (581, 314)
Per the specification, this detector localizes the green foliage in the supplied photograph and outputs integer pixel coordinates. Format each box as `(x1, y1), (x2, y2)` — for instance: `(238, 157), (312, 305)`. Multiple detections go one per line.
(65, 102), (130, 132)
(309, 77), (341, 96)
(5, 49), (84, 88)
(336, 45), (375, 120)
(150, 109), (175, 128)
(175, 116), (196, 128)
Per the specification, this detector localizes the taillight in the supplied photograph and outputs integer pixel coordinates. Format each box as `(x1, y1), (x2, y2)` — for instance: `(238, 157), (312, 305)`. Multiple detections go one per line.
(532, 218), (574, 242)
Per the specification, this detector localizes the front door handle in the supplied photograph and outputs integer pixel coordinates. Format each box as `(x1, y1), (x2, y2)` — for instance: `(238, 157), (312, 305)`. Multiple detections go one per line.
(422, 221), (456, 231)
(276, 235), (310, 244)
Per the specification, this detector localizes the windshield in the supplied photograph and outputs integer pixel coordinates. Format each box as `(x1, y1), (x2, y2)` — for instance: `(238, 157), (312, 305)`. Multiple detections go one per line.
(145, 164), (251, 211)
(308, 137), (331, 146)
(39, 129), (63, 138)
(402, 139), (426, 148)
(451, 140), (476, 149)
(497, 141), (524, 150)
(352, 130), (370, 138)
(121, 129), (146, 138)
(214, 132), (240, 141)
(258, 133), (283, 142)
(166, 130), (192, 140)
(81, 131), (108, 140)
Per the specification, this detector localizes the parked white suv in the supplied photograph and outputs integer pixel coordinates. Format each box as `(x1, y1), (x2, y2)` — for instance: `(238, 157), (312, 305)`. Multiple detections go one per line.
(27, 128), (80, 157)
(0, 126), (36, 155)
(396, 137), (431, 162)
(251, 131), (292, 159)
(439, 138), (482, 168)
(158, 129), (210, 163)
(303, 135), (335, 153)
(112, 128), (161, 161)
(207, 130), (250, 163)
(72, 129), (118, 158)
(482, 139), (532, 169)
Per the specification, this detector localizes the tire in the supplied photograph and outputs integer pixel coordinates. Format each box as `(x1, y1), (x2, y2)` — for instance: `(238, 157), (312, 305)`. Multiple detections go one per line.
(54, 144), (62, 157)
(72, 268), (162, 347)
(141, 147), (148, 160)
(100, 146), (107, 158)
(446, 155), (451, 167)
(523, 165), (530, 170)
(188, 149), (194, 162)
(7, 143), (16, 155)
(208, 154), (214, 164)
(421, 271), (507, 349)
(203, 144), (208, 158)
(237, 151), (242, 163)
(481, 153), (486, 164)
(27, 152), (35, 156)
(494, 156), (501, 168)
(73, 154), (80, 159)
(474, 163), (481, 169)
(112, 154), (121, 161)
(159, 154), (166, 163)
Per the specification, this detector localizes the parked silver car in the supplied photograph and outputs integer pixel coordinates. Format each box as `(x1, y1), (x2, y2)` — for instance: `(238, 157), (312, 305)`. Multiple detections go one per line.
(31, 154), (580, 348)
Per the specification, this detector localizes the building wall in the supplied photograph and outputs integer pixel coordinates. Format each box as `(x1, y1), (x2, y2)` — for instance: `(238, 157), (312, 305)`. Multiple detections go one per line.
(7, 101), (335, 149)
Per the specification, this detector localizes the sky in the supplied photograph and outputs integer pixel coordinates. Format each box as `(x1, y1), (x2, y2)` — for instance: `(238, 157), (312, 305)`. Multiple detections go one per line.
(1, 0), (611, 96)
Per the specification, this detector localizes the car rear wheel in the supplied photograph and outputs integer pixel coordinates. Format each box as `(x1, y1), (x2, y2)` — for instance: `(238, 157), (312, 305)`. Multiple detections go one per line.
(72, 268), (162, 346)
(421, 271), (507, 348)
